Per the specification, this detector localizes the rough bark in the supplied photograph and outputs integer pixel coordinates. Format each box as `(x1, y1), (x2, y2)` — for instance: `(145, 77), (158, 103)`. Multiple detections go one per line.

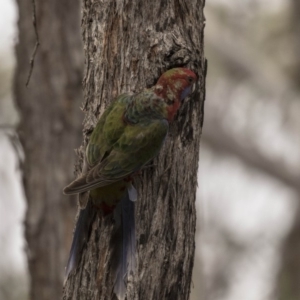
(277, 203), (300, 300)
(291, 0), (300, 88)
(14, 0), (84, 299)
(274, 2), (300, 298)
(63, 1), (206, 299)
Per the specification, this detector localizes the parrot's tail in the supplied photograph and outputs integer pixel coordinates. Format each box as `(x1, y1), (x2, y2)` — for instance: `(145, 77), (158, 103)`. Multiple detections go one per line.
(64, 186), (136, 299)
(112, 186), (136, 300)
(64, 199), (96, 282)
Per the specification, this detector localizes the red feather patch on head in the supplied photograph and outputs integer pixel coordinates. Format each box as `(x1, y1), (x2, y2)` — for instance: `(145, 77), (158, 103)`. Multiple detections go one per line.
(157, 68), (197, 85)
(154, 68), (197, 121)
(156, 68), (197, 97)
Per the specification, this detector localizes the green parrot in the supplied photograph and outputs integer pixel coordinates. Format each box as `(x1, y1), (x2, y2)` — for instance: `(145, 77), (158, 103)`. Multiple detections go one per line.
(63, 67), (197, 299)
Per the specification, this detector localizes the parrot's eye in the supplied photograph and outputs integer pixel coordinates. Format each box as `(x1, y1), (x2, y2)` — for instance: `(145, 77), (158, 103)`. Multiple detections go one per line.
(187, 76), (194, 84)
(166, 99), (174, 105)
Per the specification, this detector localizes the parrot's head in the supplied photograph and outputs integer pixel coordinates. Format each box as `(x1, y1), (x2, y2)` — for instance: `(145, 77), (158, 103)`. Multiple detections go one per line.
(154, 68), (197, 121)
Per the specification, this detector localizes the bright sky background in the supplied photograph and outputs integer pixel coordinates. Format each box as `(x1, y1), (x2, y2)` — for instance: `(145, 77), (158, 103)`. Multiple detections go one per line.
(0, 0), (26, 277)
(0, 0), (17, 65)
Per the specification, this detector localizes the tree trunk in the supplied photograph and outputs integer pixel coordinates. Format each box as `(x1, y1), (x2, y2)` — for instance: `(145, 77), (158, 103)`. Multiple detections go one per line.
(291, 0), (300, 88)
(275, 1), (300, 298)
(14, 0), (84, 299)
(277, 198), (300, 300)
(63, 0), (206, 299)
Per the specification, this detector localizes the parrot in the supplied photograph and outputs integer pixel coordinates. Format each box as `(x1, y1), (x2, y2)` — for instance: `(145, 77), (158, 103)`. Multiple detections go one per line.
(63, 67), (197, 299)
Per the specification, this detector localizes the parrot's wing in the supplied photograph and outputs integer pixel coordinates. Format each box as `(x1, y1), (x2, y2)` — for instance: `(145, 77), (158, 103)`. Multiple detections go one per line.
(63, 119), (168, 194)
(86, 94), (130, 166)
(63, 94), (130, 195)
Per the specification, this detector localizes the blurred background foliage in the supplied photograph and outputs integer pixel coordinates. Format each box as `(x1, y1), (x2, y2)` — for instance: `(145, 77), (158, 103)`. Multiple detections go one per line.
(0, 1), (28, 300)
(0, 0), (299, 299)
(192, 1), (300, 300)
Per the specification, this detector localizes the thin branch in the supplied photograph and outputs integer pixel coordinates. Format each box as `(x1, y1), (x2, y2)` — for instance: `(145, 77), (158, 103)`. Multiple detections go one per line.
(0, 126), (24, 170)
(205, 9), (294, 100)
(202, 124), (300, 193)
(26, 0), (40, 87)
(0, 124), (16, 131)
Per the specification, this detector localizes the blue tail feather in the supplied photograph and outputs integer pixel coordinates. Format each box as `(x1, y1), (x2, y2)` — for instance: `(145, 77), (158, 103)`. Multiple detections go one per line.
(64, 186), (136, 300)
(113, 187), (136, 300)
(65, 199), (95, 282)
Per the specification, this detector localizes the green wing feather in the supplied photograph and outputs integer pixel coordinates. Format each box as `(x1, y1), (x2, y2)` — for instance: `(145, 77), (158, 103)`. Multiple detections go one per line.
(63, 94), (168, 195)
(86, 94), (129, 166)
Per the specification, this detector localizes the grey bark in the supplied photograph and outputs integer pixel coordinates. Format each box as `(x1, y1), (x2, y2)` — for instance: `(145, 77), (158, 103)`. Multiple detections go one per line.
(275, 2), (300, 298)
(63, 0), (206, 299)
(277, 206), (300, 300)
(291, 0), (300, 88)
(14, 0), (84, 299)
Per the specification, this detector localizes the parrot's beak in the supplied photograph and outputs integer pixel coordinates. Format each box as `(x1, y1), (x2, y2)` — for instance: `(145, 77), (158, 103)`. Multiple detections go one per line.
(185, 83), (196, 101)
(181, 83), (196, 104)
